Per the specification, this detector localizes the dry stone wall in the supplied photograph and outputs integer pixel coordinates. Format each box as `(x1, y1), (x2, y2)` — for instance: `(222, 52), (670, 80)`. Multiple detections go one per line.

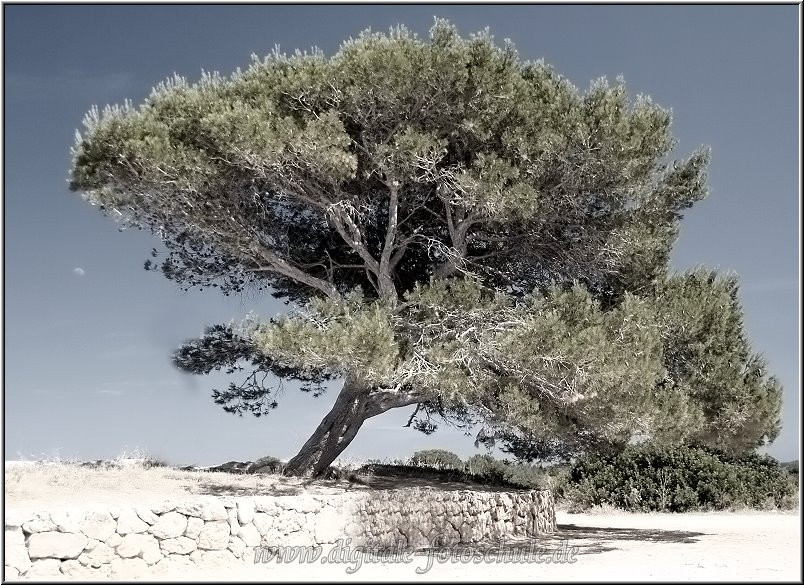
(4, 488), (554, 579)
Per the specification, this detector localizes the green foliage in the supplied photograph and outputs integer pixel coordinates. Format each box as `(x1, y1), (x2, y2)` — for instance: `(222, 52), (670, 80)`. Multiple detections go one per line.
(565, 443), (797, 512)
(249, 455), (285, 473)
(410, 449), (464, 470)
(69, 18), (783, 469)
(465, 453), (506, 480)
(650, 270), (783, 451)
(251, 277), (677, 445)
(464, 454), (549, 489)
(371, 451), (549, 490)
(70, 19), (698, 302)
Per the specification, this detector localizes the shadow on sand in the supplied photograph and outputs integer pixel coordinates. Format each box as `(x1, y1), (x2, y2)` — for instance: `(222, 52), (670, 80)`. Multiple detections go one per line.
(528, 523), (706, 556)
(558, 523), (704, 544)
(187, 479), (302, 498)
(409, 525), (705, 558)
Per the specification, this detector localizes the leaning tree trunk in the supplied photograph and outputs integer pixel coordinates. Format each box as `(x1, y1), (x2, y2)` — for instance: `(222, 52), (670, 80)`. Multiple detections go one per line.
(282, 376), (420, 477)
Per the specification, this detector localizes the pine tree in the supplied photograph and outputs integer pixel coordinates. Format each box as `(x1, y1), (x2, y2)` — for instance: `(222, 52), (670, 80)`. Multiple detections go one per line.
(69, 20), (781, 476)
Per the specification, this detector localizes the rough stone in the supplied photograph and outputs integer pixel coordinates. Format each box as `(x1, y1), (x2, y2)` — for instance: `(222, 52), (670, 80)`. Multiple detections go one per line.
(184, 516), (204, 540)
(196, 521), (230, 550)
(142, 545), (163, 565)
(117, 508), (150, 535)
(27, 531), (87, 559)
(276, 495), (322, 513)
(117, 533), (159, 559)
(136, 507), (158, 525)
(50, 509), (85, 533)
(272, 513), (301, 535)
(4, 527), (32, 574)
(314, 506), (342, 544)
(227, 536), (246, 559)
(282, 530), (317, 547)
(175, 498), (227, 521)
(105, 532), (123, 548)
(189, 550), (203, 565)
(238, 523), (261, 547)
(302, 513), (318, 533)
(150, 511), (188, 540)
(110, 556), (148, 578)
(4, 510), (31, 528)
(25, 558), (63, 578)
(22, 513), (57, 534)
(196, 549), (237, 568)
(237, 499), (255, 524)
(94, 562), (114, 578)
(6, 488), (556, 578)
(78, 541), (116, 567)
(60, 559), (96, 578)
(401, 525), (428, 549)
(458, 521), (474, 542)
(81, 511), (117, 541)
(151, 500), (176, 514)
(252, 512), (274, 536)
(227, 506), (240, 536)
(160, 536), (197, 555)
(253, 498), (278, 515)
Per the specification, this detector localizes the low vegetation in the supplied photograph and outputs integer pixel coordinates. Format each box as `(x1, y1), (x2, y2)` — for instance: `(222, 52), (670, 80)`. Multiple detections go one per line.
(7, 445), (797, 513)
(364, 445), (798, 512)
(565, 444), (798, 512)
(359, 450), (551, 491)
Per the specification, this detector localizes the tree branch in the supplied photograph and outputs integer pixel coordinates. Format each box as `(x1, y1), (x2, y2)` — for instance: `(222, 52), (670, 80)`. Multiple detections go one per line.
(250, 246), (340, 299)
(378, 181), (400, 303)
(326, 203), (381, 275)
(364, 387), (425, 418)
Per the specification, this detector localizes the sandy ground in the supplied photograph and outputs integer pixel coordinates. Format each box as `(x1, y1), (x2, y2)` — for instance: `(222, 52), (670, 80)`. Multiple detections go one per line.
(4, 463), (801, 581)
(135, 511), (800, 582)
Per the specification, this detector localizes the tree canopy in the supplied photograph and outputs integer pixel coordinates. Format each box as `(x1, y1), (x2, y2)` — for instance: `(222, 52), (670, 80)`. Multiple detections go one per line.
(70, 20), (782, 476)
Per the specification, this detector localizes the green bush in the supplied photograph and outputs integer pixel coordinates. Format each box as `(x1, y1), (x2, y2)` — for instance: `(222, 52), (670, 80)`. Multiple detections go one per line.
(464, 454), (549, 489)
(410, 449), (464, 471)
(565, 443), (797, 512)
(500, 462), (550, 490)
(541, 464), (572, 498)
(465, 454), (505, 479)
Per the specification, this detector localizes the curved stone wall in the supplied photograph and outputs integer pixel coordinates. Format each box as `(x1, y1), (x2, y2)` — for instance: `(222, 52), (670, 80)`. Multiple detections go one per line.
(4, 488), (555, 579)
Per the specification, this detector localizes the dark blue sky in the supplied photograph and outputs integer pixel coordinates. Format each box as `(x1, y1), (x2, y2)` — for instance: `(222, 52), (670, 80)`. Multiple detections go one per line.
(3, 5), (799, 465)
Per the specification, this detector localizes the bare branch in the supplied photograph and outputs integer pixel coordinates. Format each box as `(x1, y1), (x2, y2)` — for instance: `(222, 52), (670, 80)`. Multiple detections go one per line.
(377, 182), (400, 303)
(251, 245), (340, 299)
(326, 201), (381, 275)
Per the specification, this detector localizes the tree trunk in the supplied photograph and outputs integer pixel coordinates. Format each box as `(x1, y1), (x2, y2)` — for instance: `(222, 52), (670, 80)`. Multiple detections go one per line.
(282, 377), (420, 478)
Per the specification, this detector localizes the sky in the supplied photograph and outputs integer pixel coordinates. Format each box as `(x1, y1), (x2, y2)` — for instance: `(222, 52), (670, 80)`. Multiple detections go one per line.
(2, 5), (800, 466)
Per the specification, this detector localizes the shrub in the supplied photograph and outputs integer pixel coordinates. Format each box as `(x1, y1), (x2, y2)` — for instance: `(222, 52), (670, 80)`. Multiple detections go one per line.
(466, 454), (505, 484)
(500, 462), (549, 490)
(464, 454), (550, 489)
(362, 451), (558, 491)
(542, 464), (572, 498)
(410, 449), (464, 471)
(564, 443), (797, 512)
(249, 455), (284, 473)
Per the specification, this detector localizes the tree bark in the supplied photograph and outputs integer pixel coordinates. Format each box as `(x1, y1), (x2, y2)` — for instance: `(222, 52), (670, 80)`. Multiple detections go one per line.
(282, 377), (421, 477)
